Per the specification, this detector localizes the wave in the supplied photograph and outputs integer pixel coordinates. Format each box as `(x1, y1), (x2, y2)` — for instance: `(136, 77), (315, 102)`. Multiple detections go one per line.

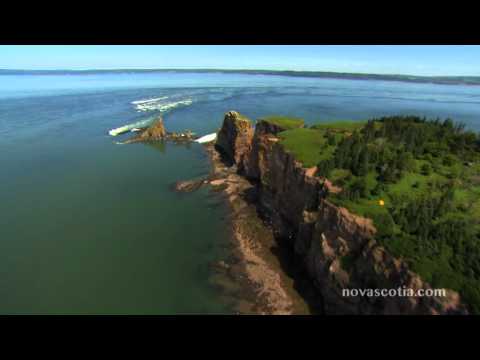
(131, 96), (168, 105)
(108, 115), (159, 136)
(109, 93), (198, 136)
(132, 97), (193, 112)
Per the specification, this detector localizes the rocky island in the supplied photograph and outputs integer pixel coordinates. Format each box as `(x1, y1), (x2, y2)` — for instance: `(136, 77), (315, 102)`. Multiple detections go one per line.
(121, 116), (197, 144)
(198, 111), (480, 315)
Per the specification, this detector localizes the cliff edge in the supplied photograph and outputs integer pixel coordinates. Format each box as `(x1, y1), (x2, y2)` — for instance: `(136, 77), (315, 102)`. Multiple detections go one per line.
(214, 111), (468, 314)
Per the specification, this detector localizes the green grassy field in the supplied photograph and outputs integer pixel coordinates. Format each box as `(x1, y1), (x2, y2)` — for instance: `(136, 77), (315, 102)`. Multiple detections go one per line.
(277, 121), (367, 168)
(278, 128), (334, 167)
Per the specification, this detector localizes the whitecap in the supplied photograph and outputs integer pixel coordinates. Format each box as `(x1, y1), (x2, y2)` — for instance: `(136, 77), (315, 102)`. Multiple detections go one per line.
(131, 96), (168, 105)
(134, 98), (193, 112)
(108, 116), (158, 136)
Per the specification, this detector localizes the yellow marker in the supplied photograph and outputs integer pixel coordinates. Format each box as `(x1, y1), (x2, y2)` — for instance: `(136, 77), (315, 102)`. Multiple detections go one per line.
(378, 200), (385, 206)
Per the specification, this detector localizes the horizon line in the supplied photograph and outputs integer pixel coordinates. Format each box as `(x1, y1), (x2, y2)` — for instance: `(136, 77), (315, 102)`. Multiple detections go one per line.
(1, 67), (480, 78)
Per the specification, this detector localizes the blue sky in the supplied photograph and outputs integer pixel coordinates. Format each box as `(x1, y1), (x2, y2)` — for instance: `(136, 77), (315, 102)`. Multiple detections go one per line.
(0, 45), (478, 76)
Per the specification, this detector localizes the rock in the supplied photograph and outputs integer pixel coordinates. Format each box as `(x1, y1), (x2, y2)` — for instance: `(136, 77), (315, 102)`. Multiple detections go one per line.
(121, 117), (167, 144)
(210, 260), (231, 273)
(167, 130), (197, 143)
(174, 179), (205, 192)
(255, 118), (304, 136)
(209, 179), (226, 186)
(137, 117), (167, 140)
(122, 118), (198, 144)
(215, 111), (254, 168)
(218, 260), (230, 269)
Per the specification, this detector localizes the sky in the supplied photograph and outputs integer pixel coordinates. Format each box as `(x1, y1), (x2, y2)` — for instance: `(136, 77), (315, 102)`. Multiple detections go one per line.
(0, 45), (478, 76)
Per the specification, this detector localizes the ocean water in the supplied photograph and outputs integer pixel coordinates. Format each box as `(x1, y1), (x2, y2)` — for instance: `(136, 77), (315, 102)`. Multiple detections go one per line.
(1, 72), (480, 314)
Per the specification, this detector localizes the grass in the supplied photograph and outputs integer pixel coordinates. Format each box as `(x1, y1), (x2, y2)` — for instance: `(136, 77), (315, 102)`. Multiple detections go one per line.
(259, 115), (305, 130)
(278, 127), (335, 167)
(387, 172), (445, 202)
(329, 169), (351, 184)
(471, 201), (480, 223)
(235, 112), (251, 122)
(276, 119), (366, 168)
(330, 196), (390, 220)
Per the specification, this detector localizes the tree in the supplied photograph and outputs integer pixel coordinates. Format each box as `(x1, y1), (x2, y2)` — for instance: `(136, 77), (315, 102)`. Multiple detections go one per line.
(358, 148), (369, 176)
(326, 131), (336, 146)
(404, 152), (416, 172)
(421, 163), (432, 176)
(443, 154), (456, 167)
(316, 159), (334, 178)
(375, 212), (396, 239)
(351, 177), (369, 198)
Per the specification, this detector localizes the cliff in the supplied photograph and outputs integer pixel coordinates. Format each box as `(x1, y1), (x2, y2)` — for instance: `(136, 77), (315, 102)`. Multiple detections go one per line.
(215, 111), (468, 314)
(215, 111), (254, 169)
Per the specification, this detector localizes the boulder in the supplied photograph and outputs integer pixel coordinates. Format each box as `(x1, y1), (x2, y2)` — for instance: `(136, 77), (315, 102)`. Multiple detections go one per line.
(174, 179), (206, 192)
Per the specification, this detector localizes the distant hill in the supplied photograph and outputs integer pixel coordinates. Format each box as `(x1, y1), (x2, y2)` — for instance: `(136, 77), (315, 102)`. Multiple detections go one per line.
(1, 68), (480, 86)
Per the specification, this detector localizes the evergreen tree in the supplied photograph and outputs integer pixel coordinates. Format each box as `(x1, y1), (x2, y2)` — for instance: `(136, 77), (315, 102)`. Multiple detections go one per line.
(421, 163), (432, 176)
(358, 148), (369, 176)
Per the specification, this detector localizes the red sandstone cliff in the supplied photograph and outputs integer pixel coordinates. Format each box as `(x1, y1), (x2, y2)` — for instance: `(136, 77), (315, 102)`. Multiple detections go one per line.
(215, 111), (254, 170)
(214, 111), (468, 315)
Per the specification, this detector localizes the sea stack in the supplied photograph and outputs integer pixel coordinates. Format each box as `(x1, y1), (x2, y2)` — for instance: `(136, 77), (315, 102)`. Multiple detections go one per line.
(215, 111), (254, 167)
(121, 117), (167, 144)
(136, 117), (167, 141)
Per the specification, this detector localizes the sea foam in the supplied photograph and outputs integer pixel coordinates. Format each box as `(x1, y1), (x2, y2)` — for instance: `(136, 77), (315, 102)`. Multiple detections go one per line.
(132, 97), (193, 112)
(109, 95), (195, 136)
(131, 96), (168, 105)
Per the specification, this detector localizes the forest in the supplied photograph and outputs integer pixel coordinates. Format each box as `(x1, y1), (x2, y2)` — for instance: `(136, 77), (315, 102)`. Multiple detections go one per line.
(279, 116), (480, 313)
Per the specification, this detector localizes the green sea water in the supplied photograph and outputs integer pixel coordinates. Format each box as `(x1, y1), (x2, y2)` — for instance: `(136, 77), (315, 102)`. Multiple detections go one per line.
(0, 139), (232, 314)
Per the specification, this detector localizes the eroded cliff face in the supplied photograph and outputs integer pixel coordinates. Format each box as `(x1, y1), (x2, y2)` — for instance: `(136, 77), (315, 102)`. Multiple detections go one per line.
(215, 111), (254, 170)
(215, 111), (468, 315)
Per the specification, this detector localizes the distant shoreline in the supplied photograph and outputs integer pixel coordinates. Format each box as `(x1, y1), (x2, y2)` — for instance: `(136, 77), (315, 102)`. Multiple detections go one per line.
(1, 68), (480, 86)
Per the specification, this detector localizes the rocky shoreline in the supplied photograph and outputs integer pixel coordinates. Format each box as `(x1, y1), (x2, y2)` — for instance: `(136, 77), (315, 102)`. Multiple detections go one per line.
(175, 140), (314, 314)
(203, 143), (313, 314)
